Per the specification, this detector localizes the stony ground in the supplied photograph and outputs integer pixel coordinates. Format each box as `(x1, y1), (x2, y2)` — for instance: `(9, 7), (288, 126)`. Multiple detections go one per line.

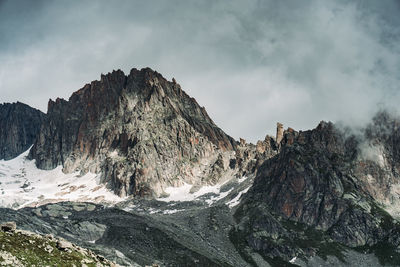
(0, 224), (118, 267)
(0, 194), (392, 267)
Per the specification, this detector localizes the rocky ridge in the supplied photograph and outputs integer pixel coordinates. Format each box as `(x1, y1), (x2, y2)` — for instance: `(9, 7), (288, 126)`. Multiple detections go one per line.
(0, 102), (45, 160)
(28, 68), (273, 198)
(232, 112), (400, 265)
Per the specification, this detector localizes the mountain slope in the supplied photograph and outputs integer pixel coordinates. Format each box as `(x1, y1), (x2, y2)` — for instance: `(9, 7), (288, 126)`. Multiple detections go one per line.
(0, 221), (119, 266)
(232, 115), (400, 265)
(29, 68), (239, 197)
(0, 102), (45, 160)
(0, 149), (122, 209)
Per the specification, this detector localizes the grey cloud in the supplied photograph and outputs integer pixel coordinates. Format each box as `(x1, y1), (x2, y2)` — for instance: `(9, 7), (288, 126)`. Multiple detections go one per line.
(0, 0), (399, 142)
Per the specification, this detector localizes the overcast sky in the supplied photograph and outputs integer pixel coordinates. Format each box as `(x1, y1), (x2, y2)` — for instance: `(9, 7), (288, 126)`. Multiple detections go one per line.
(0, 0), (399, 142)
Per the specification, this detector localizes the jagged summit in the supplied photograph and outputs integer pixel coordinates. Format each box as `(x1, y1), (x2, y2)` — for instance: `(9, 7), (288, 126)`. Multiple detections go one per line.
(29, 67), (241, 197)
(0, 102), (45, 160)
(233, 114), (400, 263)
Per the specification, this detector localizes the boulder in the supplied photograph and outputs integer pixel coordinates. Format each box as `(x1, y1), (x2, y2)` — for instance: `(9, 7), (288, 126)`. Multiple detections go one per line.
(0, 221), (17, 232)
(56, 239), (74, 251)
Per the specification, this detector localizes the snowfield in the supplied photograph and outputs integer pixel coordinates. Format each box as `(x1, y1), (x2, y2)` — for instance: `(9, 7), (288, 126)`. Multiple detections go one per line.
(154, 174), (251, 211)
(0, 148), (252, 212)
(0, 148), (124, 209)
(157, 182), (233, 204)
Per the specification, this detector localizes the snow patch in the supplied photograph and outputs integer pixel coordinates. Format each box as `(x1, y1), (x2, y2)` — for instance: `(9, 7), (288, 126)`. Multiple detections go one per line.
(237, 176), (248, 183)
(0, 149), (125, 209)
(226, 186), (251, 208)
(163, 209), (184, 214)
(205, 189), (233, 205)
(157, 178), (236, 205)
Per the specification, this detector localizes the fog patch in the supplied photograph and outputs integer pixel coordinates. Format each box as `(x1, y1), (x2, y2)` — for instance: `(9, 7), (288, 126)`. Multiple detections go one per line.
(358, 142), (385, 167)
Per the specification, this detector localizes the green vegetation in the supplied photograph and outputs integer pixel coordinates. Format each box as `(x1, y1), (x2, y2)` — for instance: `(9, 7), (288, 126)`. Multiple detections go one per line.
(0, 230), (110, 267)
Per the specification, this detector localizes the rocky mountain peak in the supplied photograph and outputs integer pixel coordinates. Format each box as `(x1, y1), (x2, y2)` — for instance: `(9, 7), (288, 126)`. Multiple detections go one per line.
(29, 67), (239, 197)
(231, 115), (400, 263)
(0, 102), (45, 160)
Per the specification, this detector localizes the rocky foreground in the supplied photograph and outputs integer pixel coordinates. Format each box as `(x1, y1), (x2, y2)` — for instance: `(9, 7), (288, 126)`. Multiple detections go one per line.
(0, 221), (118, 267)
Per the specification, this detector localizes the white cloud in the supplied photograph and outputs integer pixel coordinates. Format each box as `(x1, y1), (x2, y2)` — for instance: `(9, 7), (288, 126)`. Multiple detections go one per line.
(0, 0), (399, 142)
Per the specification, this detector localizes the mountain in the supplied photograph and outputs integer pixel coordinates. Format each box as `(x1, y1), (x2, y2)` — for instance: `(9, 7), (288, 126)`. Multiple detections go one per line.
(232, 112), (400, 265)
(1, 68), (400, 266)
(1, 68), (276, 208)
(0, 102), (45, 160)
(28, 68), (249, 198)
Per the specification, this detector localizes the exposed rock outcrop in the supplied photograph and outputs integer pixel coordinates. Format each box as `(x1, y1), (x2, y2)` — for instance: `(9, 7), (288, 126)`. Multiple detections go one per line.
(29, 68), (240, 197)
(0, 102), (45, 160)
(233, 114), (400, 263)
(276, 122), (284, 145)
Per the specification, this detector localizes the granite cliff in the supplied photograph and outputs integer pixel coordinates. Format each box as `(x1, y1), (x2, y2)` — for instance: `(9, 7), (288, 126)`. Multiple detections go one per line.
(28, 68), (276, 198)
(0, 102), (45, 160)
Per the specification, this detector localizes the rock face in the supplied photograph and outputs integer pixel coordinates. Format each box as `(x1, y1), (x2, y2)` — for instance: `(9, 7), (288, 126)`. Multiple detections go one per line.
(276, 122), (284, 145)
(0, 102), (45, 160)
(233, 113), (400, 263)
(29, 68), (240, 197)
(356, 111), (400, 212)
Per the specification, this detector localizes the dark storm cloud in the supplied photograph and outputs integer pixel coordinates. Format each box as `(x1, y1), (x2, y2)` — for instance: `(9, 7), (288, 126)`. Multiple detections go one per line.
(0, 0), (399, 142)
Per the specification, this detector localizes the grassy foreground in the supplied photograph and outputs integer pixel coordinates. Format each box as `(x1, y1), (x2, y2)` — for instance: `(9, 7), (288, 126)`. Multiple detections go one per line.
(0, 228), (116, 267)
